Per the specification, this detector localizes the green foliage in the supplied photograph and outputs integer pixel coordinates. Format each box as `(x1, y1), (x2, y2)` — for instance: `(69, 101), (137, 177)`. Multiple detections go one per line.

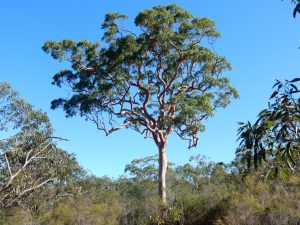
(280, 0), (300, 17)
(43, 4), (238, 149)
(124, 155), (158, 182)
(118, 158), (159, 224)
(236, 78), (300, 175)
(0, 153), (299, 224)
(42, 203), (77, 225)
(291, 0), (300, 17)
(74, 176), (122, 225)
(0, 82), (83, 222)
(145, 207), (183, 225)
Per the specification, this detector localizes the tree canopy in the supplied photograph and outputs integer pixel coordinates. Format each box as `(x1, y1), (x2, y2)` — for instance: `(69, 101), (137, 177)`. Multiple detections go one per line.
(43, 4), (238, 149)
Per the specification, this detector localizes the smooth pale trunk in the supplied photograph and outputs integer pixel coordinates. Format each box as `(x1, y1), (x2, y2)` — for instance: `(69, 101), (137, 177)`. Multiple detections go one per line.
(158, 144), (168, 204)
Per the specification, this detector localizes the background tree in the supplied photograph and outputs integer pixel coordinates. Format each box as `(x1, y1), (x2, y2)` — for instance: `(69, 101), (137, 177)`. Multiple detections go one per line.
(43, 4), (238, 208)
(0, 82), (81, 209)
(117, 156), (159, 224)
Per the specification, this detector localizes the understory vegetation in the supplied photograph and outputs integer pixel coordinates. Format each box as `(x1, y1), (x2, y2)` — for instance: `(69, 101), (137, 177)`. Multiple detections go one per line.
(0, 154), (299, 225)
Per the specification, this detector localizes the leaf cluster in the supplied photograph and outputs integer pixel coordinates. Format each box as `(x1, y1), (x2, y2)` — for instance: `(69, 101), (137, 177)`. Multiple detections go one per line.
(236, 78), (300, 175)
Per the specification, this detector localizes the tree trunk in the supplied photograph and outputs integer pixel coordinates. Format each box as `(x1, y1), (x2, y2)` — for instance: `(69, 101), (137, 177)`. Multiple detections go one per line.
(158, 142), (168, 218)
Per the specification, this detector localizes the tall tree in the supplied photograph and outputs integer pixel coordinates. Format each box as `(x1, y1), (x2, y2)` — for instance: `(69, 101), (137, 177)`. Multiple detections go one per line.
(43, 5), (238, 208)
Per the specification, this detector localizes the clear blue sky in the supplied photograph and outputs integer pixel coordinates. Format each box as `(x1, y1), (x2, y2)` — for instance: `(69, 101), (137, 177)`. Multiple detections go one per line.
(1, 1), (299, 178)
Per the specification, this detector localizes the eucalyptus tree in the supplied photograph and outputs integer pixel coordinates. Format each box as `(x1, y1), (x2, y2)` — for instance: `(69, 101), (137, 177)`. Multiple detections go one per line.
(0, 82), (81, 209)
(43, 5), (238, 205)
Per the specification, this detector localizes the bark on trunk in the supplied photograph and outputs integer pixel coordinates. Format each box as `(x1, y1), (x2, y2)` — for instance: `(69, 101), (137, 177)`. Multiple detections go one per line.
(158, 143), (168, 218)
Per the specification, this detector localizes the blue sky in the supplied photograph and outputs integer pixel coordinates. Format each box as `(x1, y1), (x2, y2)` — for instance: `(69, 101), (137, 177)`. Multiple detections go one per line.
(1, 1), (300, 178)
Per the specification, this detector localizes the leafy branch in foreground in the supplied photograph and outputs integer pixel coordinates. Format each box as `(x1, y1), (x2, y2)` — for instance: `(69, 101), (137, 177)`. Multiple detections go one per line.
(237, 78), (300, 174)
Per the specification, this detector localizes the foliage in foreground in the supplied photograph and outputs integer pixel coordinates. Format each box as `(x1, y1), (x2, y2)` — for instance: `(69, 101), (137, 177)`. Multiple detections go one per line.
(237, 78), (300, 176)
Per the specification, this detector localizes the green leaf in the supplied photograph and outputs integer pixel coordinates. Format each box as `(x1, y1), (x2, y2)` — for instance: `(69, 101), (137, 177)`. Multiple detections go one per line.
(270, 91), (278, 99)
(290, 77), (300, 83)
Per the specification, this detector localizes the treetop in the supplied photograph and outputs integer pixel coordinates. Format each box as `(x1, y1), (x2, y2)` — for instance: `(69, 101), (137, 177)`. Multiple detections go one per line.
(43, 4), (238, 149)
